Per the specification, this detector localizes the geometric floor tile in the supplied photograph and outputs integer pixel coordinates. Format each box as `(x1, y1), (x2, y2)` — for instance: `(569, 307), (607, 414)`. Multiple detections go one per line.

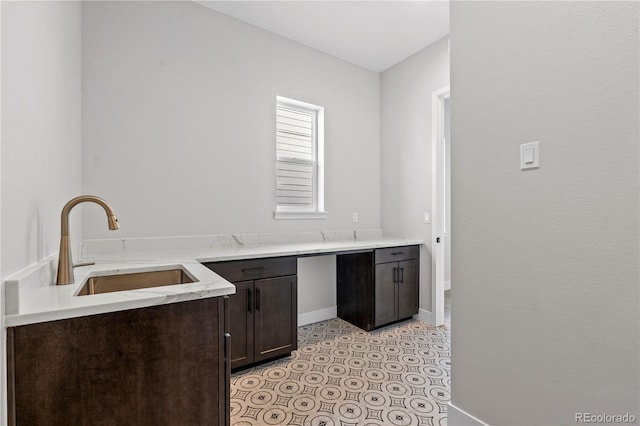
(231, 318), (450, 425)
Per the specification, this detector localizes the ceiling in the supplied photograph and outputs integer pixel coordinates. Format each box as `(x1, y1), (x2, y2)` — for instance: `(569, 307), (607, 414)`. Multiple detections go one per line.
(195, 1), (449, 72)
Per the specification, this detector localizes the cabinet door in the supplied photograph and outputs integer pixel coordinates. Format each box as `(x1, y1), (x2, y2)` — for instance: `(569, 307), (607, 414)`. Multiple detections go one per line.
(253, 276), (297, 362)
(374, 263), (398, 327)
(228, 281), (254, 369)
(397, 259), (418, 320)
(8, 298), (224, 426)
(222, 296), (231, 426)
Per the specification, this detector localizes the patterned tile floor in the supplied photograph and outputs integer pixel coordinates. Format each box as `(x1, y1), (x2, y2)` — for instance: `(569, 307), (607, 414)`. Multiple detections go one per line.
(230, 318), (451, 426)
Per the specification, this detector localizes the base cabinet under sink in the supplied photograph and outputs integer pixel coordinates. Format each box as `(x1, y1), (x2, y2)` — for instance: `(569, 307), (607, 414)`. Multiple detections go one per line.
(6, 297), (230, 426)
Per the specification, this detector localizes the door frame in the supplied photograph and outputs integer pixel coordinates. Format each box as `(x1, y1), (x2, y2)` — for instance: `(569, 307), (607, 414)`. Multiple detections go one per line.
(431, 86), (450, 327)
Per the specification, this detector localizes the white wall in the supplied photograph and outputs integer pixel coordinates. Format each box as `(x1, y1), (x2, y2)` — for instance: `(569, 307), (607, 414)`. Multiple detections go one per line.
(81, 1), (380, 239)
(0, 4), (3, 424)
(450, 2), (639, 425)
(298, 255), (336, 324)
(380, 37), (449, 314)
(1, 2), (82, 425)
(444, 97), (451, 285)
(1, 1), (82, 280)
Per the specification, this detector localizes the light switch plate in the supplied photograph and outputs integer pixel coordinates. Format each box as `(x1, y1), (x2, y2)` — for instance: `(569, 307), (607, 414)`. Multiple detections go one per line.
(520, 141), (540, 170)
(424, 212), (431, 224)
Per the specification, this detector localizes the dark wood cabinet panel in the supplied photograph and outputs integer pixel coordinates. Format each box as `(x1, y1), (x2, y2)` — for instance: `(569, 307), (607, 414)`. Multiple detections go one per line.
(228, 280), (255, 369)
(7, 298), (229, 426)
(337, 252), (374, 331)
(205, 257), (298, 370)
(374, 263), (398, 327)
(337, 246), (419, 331)
(204, 257), (296, 283)
(375, 245), (420, 264)
(398, 259), (419, 320)
(254, 276), (298, 362)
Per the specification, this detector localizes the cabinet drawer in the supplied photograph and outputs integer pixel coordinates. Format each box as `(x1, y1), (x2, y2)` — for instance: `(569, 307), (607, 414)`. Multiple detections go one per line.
(205, 257), (297, 282)
(375, 245), (419, 264)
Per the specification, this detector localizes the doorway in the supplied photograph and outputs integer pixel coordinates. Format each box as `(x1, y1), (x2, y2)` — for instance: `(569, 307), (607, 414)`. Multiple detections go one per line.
(431, 86), (450, 328)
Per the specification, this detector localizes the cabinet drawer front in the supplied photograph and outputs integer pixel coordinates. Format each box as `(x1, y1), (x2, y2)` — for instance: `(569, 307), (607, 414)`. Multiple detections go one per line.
(375, 245), (419, 264)
(205, 257), (297, 282)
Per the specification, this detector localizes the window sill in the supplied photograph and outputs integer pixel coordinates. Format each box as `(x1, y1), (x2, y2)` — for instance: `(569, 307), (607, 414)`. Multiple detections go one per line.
(274, 211), (328, 220)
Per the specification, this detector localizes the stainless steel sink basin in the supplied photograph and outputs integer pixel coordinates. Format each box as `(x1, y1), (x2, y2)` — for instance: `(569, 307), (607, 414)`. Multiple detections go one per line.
(77, 268), (194, 296)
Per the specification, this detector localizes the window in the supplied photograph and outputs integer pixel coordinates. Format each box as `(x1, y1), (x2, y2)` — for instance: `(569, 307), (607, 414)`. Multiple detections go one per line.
(275, 96), (326, 219)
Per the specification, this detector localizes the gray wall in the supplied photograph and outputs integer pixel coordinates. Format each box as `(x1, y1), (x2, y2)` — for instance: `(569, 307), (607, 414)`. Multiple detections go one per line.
(1, 1), (82, 281)
(380, 37), (449, 313)
(81, 1), (380, 239)
(298, 255), (336, 318)
(450, 1), (639, 424)
(1, 2), (82, 424)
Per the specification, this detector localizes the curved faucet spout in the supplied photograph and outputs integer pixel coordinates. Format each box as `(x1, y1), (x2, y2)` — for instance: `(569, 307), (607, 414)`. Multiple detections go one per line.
(56, 195), (119, 285)
(60, 195), (119, 236)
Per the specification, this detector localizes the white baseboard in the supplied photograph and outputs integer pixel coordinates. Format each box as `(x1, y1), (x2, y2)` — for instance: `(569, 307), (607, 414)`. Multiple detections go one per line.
(448, 403), (489, 426)
(444, 280), (451, 291)
(415, 308), (433, 326)
(298, 306), (337, 326)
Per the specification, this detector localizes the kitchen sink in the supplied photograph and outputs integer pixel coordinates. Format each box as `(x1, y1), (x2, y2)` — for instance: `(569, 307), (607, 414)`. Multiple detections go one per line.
(77, 268), (195, 296)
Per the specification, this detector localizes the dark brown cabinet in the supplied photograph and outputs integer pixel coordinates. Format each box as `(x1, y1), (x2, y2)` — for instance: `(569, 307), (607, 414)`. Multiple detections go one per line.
(227, 280), (254, 367)
(6, 297), (230, 426)
(337, 245), (419, 331)
(374, 261), (398, 326)
(205, 257), (297, 370)
(397, 259), (418, 319)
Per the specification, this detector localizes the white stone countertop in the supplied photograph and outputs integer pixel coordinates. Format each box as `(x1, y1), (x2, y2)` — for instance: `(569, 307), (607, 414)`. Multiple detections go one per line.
(4, 231), (422, 327)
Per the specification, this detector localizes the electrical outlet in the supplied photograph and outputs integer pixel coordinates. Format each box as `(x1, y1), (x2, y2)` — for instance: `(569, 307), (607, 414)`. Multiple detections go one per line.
(352, 212), (358, 223)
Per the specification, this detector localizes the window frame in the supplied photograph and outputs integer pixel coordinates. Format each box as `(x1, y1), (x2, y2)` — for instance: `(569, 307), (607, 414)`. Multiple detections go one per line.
(274, 96), (326, 220)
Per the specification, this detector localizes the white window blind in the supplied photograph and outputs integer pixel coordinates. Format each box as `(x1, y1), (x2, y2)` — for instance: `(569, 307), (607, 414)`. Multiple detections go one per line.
(276, 102), (317, 210)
